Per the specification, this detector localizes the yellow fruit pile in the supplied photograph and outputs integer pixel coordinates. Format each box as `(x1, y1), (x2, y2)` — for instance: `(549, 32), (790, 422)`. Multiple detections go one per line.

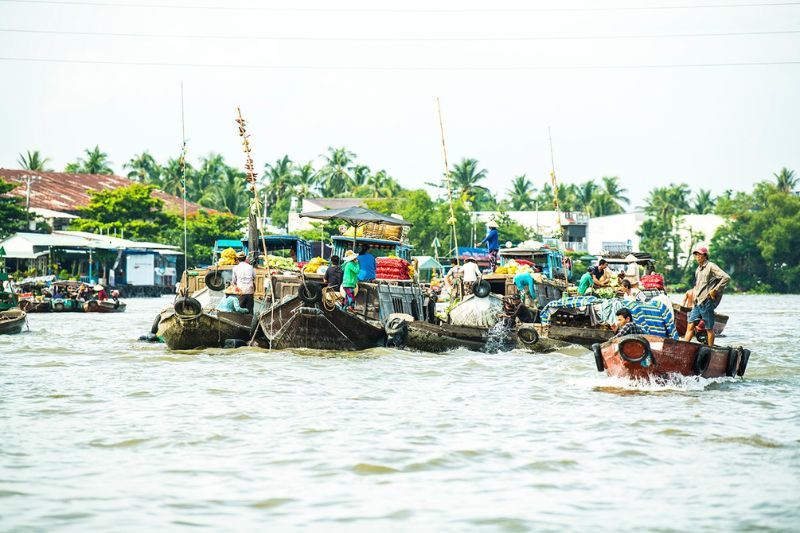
(218, 247), (239, 266)
(495, 260), (533, 276)
(303, 257), (329, 273)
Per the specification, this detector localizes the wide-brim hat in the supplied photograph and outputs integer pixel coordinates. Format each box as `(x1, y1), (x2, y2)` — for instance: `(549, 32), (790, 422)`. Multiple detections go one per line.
(487, 220), (498, 228)
(343, 250), (358, 262)
(94, 284), (104, 291)
(235, 251), (246, 259)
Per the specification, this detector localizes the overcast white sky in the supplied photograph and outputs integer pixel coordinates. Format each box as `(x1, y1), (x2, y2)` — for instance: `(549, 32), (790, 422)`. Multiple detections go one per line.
(1, 0), (799, 208)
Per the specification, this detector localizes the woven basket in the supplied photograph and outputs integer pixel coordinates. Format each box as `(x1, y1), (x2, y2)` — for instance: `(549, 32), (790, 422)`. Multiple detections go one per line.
(363, 223), (402, 241)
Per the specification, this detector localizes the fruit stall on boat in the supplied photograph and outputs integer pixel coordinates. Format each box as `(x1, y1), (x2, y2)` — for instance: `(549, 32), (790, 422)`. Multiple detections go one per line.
(591, 334), (750, 380)
(482, 246), (572, 305)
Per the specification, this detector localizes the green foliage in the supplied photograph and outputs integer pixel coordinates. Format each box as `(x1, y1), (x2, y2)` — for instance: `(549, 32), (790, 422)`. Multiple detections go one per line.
(711, 181), (800, 292)
(65, 146), (114, 174)
(0, 178), (26, 238)
(637, 183), (692, 284)
(71, 183), (170, 241)
(17, 150), (52, 171)
(162, 210), (243, 266)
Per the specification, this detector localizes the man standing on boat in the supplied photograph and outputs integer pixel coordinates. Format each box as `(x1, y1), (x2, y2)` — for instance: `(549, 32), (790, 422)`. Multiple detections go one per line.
(231, 252), (256, 314)
(479, 220), (500, 272)
(357, 244), (377, 283)
(684, 245), (730, 346)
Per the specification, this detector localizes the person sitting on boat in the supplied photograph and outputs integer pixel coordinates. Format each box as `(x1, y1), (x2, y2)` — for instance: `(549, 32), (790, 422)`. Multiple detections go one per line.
(341, 250), (360, 311)
(479, 220), (500, 272)
(499, 294), (535, 328)
(51, 288), (64, 300)
(621, 279), (645, 302)
(216, 285), (248, 314)
(513, 272), (537, 304)
(357, 244), (377, 282)
(231, 252), (256, 313)
(589, 259), (610, 287)
(684, 245), (730, 347)
(577, 271), (594, 296)
(612, 308), (644, 338)
(94, 284), (108, 301)
(324, 255), (344, 291)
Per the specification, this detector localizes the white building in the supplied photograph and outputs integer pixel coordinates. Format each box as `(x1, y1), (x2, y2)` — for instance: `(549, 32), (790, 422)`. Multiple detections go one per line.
(471, 210), (589, 251)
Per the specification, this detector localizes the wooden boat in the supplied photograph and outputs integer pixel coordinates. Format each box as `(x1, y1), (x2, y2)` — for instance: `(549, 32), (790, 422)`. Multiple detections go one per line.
(18, 299), (51, 312)
(591, 334), (750, 380)
(673, 303), (728, 340)
(83, 299), (127, 313)
(0, 308), (27, 335)
(50, 298), (84, 312)
(399, 320), (572, 353)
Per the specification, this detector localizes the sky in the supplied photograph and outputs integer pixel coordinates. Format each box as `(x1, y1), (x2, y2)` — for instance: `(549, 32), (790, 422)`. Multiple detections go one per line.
(1, 0), (799, 209)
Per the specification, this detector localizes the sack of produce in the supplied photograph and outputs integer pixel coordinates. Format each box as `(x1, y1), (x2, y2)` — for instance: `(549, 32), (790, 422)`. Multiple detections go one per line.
(640, 274), (665, 290)
(448, 294), (503, 328)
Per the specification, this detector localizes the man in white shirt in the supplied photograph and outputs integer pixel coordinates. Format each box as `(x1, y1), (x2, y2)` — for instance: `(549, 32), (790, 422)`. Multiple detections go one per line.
(231, 253), (256, 313)
(461, 258), (481, 294)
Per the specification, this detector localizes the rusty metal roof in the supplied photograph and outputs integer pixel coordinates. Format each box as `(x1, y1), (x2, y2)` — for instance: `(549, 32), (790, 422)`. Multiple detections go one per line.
(0, 169), (211, 215)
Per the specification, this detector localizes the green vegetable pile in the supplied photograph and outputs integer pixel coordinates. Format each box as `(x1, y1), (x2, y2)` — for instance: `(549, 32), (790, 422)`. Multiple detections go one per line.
(262, 255), (299, 271)
(594, 287), (617, 299)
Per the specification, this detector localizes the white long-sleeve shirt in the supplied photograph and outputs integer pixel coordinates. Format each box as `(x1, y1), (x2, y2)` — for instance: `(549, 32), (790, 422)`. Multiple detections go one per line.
(231, 261), (256, 294)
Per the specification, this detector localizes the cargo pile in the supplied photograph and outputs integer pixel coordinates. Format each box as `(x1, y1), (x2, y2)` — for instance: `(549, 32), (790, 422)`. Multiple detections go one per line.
(303, 257), (328, 273)
(218, 248), (239, 266)
(262, 255), (299, 271)
(495, 259), (533, 276)
(376, 257), (414, 280)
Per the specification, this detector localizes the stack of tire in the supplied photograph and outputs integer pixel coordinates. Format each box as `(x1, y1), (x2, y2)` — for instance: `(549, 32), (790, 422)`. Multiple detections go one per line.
(376, 257), (411, 280)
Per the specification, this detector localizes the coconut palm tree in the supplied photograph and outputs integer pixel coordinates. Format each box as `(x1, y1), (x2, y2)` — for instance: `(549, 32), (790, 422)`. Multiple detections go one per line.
(774, 167), (797, 193)
(17, 150), (52, 171)
(644, 183), (691, 220)
(319, 147), (356, 196)
(160, 156), (192, 198)
(263, 155), (294, 208)
(65, 146), (113, 174)
(206, 167), (249, 216)
(601, 176), (630, 212)
(575, 180), (598, 213)
(350, 164), (371, 187)
(293, 162), (319, 207)
(507, 175), (535, 210)
(449, 158), (488, 207)
(693, 189), (716, 214)
(124, 152), (162, 185)
(366, 170), (401, 198)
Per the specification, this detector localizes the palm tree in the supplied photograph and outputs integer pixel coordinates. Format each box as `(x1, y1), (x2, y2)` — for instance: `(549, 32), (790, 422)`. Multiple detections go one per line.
(293, 162), (319, 206)
(449, 158), (488, 207)
(644, 183), (691, 220)
(507, 175), (535, 210)
(350, 164), (371, 187)
(575, 180), (598, 213)
(774, 167), (797, 193)
(124, 152), (162, 185)
(65, 146), (113, 174)
(693, 189), (716, 214)
(206, 167), (248, 216)
(263, 155), (294, 208)
(366, 170), (401, 198)
(17, 150), (52, 171)
(160, 156), (192, 197)
(601, 176), (630, 212)
(319, 147), (356, 196)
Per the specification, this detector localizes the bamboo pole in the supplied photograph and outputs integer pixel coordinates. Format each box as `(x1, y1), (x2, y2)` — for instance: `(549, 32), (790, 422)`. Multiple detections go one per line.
(436, 97), (459, 264)
(548, 127), (571, 299)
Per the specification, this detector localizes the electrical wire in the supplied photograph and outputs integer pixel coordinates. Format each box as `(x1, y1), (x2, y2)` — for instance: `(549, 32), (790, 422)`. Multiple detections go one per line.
(2, 0), (800, 12)
(2, 27), (799, 41)
(1, 56), (798, 70)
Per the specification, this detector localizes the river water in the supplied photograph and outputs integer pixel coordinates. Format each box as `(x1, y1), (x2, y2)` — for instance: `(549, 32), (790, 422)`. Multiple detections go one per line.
(1, 294), (798, 531)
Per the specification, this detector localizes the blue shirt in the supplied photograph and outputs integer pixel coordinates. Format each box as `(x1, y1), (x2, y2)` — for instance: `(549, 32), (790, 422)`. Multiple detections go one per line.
(480, 228), (499, 251)
(357, 253), (377, 281)
(216, 295), (247, 313)
(513, 272), (537, 298)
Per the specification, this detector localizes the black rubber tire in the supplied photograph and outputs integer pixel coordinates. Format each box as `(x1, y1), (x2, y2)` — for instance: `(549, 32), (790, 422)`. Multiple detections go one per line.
(695, 329), (709, 345)
(223, 339), (248, 349)
(150, 313), (162, 335)
(174, 297), (202, 317)
(617, 335), (651, 364)
(517, 327), (539, 346)
(384, 317), (409, 347)
(592, 343), (605, 372)
(473, 280), (491, 298)
(53, 301), (65, 312)
(693, 346), (712, 376)
(737, 348), (751, 377)
(86, 300), (98, 310)
(299, 282), (323, 305)
(205, 270), (225, 291)
(725, 347), (740, 377)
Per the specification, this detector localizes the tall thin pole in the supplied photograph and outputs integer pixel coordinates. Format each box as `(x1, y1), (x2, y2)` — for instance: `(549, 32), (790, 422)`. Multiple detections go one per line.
(180, 82), (188, 280)
(436, 97), (459, 263)
(547, 127), (571, 295)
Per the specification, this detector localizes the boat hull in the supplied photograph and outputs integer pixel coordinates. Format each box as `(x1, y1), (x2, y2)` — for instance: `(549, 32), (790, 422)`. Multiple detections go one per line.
(673, 304), (728, 336)
(157, 309), (252, 350)
(596, 335), (748, 380)
(83, 300), (127, 313)
(0, 309), (26, 335)
(18, 300), (51, 313)
(400, 321), (573, 353)
(254, 296), (385, 351)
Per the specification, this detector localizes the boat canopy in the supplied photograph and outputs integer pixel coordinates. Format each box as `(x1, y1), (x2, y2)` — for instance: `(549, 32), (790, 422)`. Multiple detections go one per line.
(242, 235), (313, 263)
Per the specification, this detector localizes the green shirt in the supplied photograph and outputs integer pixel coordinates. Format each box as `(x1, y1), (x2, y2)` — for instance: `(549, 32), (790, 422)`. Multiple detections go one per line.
(343, 260), (360, 288)
(577, 272), (594, 295)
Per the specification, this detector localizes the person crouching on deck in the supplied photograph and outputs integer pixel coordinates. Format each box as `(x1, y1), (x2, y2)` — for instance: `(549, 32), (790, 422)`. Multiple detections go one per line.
(217, 285), (247, 314)
(341, 250), (360, 311)
(684, 245), (730, 346)
(231, 252), (256, 313)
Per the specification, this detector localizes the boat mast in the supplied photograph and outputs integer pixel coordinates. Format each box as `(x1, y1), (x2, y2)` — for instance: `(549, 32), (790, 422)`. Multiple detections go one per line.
(236, 108), (259, 264)
(548, 127), (570, 296)
(179, 82), (188, 286)
(436, 97), (459, 264)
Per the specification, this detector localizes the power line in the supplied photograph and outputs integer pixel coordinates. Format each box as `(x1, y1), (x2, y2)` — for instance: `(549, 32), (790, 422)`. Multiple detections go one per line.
(2, 0), (800, 11)
(1, 56), (799, 70)
(2, 27), (799, 41)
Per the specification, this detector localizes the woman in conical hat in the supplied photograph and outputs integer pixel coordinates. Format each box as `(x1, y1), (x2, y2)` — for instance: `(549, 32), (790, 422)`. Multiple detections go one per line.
(340, 250), (360, 310)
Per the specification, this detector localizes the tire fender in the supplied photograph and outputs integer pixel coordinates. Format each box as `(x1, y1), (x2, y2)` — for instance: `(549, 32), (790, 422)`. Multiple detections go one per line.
(517, 327), (539, 347)
(617, 335), (651, 364)
(150, 313), (162, 335)
(205, 270), (225, 291)
(299, 282), (323, 305)
(473, 280), (491, 298)
(737, 348), (751, 377)
(591, 343), (605, 372)
(53, 301), (65, 312)
(693, 345), (712, 376)
(384, 317), (409, 347)
(86, 299), (98, 310)
(174, 297), (202, 317)
(725, 346), (740, 377)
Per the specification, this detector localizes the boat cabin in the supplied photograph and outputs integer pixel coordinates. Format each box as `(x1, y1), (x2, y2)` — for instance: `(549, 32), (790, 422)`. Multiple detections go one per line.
(498, 247), (572, 280)
(242, 235), (313, 263)
(331, 236), (412, 261)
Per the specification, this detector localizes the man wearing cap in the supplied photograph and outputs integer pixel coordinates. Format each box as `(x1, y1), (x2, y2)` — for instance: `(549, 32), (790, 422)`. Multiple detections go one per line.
(479, 220), (500, 272)
(231, 252), (256, 313)
(684, 246), (730, 346)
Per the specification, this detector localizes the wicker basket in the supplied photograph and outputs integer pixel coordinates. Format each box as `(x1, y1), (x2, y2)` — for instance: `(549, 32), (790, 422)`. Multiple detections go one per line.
(363, 223), (402, 241)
